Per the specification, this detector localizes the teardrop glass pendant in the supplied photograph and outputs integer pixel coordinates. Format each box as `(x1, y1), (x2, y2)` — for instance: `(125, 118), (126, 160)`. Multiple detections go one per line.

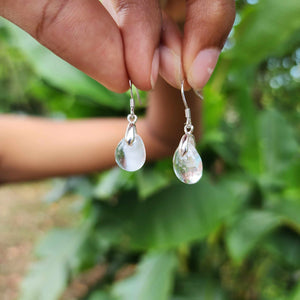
(115, 80), (146, 172)
(172, 81), (203, 184)
(173, 134), (203, 184)
(115, 133), (146, 172)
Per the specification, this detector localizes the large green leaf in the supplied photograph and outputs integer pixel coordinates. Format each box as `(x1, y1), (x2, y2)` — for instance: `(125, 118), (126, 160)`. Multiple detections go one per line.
(112, 251), (177, 300)
(227, 0), (300, 66)
(226, 210), (282, 263)
(98, 175), (242, 250)
(20, 259), (67, 300)
(20, 228), (87, 300)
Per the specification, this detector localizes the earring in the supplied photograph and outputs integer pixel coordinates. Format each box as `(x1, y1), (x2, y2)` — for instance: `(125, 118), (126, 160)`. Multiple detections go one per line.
(115, 80), (146, 172)
(173, 81), (203, 184)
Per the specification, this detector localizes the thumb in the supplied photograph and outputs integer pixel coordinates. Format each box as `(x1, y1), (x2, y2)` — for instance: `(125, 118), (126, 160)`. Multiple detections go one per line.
(183, 0), (235, 90)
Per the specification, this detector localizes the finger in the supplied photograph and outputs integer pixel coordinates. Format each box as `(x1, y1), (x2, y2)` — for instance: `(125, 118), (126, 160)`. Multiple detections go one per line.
(107, 0), (162, 90)
(1, 0), (129, 93)
(183, 0), (235, 90)
(159, 12), (184, 89)
(163, 0), (186, 23)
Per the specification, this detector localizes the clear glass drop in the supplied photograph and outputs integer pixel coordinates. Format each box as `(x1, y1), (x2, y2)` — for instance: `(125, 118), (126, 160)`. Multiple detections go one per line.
(115, 135), (146, 172)
(173, 135), (203, 184)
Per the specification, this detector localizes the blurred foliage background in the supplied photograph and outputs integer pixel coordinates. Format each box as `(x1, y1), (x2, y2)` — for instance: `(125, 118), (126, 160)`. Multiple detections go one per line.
(0, 0), (300, 299)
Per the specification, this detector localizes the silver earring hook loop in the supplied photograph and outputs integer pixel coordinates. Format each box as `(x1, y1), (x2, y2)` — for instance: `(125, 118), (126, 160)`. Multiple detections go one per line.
(181, 81), (189, 110)
(181, 81), (194, 134)
(128, 80), (141, 125)
(181, 81), (204, 105)
(129, 80), (141, 108)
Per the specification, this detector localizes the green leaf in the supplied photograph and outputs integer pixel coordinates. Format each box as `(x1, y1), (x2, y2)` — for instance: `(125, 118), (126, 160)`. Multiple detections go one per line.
(228, 0), (300, 66)
(136, 165), (172, 199)
(93, 168), (135, 200)
(112, 251), (177, 300)
(20, 228), (87, 300)
(20, 259), (67, 300)
(99, 175), (241, 250)
(226, 210), (282, 263)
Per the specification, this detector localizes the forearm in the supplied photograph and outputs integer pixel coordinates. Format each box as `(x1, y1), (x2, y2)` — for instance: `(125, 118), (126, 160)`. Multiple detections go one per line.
(0, 116), (169, 182)
(0, 116), (126, 182)
(0, 78), (201, 182)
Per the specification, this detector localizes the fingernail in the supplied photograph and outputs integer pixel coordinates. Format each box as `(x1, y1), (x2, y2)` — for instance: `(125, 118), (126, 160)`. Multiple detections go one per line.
(188, 48), (220, 90)
(159, 46), (182, 88)
(151, 48), (159, 89)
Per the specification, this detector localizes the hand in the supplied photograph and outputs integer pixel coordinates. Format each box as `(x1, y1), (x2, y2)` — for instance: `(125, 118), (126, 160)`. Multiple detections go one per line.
(102, 0), (235, 90)
(0, 0), (235, 92)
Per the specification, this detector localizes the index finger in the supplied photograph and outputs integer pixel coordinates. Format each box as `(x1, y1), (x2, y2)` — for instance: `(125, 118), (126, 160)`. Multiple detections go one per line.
(103, 0), (162, 90)
(1, 0), (129, 93)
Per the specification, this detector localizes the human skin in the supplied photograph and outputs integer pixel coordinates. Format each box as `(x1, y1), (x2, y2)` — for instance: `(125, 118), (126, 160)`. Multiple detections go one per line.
(0, 0), (235, 182)
(0, 0), (235, 91)
(0, 77), (200, 182)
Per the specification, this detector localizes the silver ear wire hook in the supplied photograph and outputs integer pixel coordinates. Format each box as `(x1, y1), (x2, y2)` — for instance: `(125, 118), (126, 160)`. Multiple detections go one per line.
(115, 80), (146, 171)
(181, 81), (189, 110)
(128, 80), (140, 124)
(126, 80), (142, 141)
(181, 81), (194, 134)
(129, 80), (142, 109)
(129, 79), (134, 98)
(173, 81), (203, 184)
